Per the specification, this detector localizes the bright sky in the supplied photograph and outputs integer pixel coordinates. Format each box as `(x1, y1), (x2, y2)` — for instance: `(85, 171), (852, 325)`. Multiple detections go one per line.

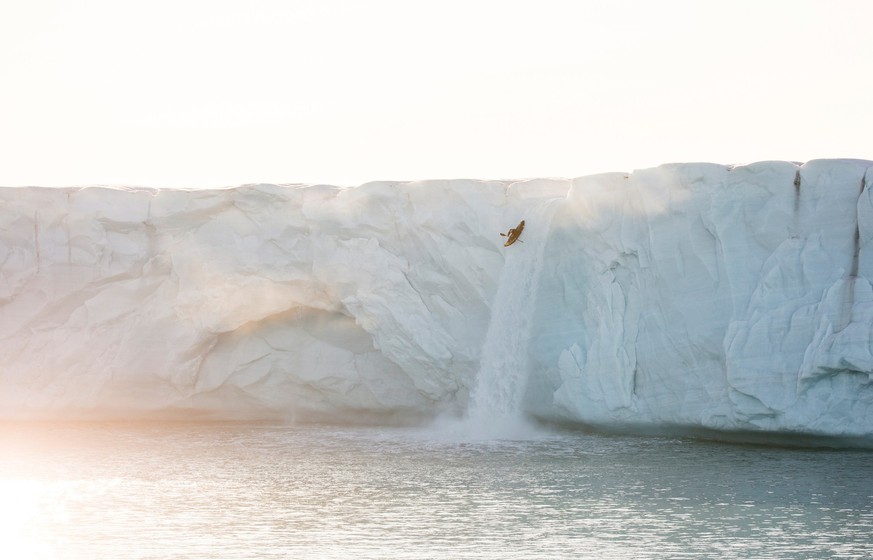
(1, 0), (871, 188)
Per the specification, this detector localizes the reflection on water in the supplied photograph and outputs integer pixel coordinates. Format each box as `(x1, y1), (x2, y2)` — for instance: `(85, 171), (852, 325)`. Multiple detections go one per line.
(1, 422), (872, 559)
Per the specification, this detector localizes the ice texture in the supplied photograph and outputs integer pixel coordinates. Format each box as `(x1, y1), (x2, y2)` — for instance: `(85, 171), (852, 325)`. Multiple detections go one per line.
(2, 160), (872, 441)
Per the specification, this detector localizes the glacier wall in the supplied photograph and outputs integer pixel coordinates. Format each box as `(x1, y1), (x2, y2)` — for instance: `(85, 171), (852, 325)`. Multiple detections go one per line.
(2, 160), (873, 440)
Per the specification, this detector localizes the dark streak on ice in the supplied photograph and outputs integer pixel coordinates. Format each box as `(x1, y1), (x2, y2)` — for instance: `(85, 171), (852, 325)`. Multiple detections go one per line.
(793, 170), (801, 214)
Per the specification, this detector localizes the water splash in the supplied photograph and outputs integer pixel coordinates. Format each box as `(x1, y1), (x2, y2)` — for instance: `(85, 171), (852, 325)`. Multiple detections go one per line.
(464, 198), (562, 439)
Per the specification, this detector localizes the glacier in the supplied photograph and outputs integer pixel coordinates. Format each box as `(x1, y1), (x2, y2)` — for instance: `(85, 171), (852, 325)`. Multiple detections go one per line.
(2, 159), (873, 442)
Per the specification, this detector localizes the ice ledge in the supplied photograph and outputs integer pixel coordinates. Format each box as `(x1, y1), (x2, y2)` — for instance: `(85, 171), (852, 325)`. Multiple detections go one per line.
(2, 160), (873, 445)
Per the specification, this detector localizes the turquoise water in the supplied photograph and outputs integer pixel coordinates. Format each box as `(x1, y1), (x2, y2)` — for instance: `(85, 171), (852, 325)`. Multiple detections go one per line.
(1, 422), (872, 559)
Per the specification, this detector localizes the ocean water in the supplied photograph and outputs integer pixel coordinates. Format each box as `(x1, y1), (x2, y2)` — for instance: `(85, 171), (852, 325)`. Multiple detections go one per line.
(1, 422), (872, 560)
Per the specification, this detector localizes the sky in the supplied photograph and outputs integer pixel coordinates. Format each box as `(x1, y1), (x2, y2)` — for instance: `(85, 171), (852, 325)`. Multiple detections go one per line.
(1, 0), (871, 188)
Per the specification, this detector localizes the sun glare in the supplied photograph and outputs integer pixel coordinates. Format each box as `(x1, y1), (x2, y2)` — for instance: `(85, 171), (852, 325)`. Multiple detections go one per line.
(0, 480), (52, 559)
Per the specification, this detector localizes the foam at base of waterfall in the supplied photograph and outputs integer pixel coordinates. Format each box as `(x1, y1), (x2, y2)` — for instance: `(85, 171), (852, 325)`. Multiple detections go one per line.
(426, 413), (547, 442)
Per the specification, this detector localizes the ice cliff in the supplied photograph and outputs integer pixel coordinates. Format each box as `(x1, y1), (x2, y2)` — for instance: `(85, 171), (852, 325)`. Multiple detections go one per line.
(2, 160), (873, 441)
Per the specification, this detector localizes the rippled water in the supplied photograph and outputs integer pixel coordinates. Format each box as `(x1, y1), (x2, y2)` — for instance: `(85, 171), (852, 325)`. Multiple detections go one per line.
(1, 422), (872, 559)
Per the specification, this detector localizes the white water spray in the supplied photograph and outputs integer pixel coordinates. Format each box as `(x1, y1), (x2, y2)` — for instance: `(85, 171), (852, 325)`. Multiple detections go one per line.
(465, 198), (562, 438)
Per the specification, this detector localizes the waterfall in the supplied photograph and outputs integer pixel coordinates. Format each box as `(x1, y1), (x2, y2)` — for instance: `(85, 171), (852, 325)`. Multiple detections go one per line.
(466, 198), (561, 437)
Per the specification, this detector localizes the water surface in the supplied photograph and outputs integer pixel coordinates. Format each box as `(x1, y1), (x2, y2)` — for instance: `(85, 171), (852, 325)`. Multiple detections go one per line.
(1, 422), (871, 559)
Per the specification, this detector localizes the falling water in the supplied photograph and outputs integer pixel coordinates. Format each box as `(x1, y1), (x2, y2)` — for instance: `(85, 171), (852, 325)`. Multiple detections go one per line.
(466, 198), (561, 438)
